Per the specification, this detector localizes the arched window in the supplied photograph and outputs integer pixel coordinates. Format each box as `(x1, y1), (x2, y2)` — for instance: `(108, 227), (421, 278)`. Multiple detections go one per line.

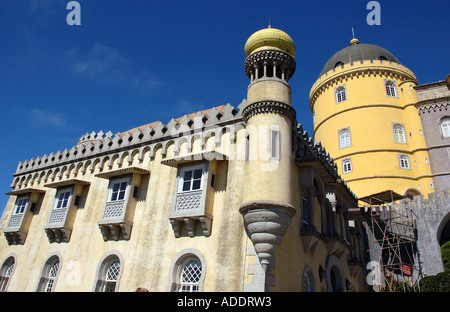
(180, 258), (202, 292)
(335, 85), (347, 104)
(338, 128), (351, 149)
(302, 266), (316, 292)
(385, 80), (397, 97)
(440, 116), (450, 138)
(0, 256), (16, 291)
(37, 255), (61, 292)
(94, 252), (122, 292)
(342, 158), (352, 174)
(393, 123), (407, 143)
(398, 154), (410, 169)
(169, 249), (206, 292)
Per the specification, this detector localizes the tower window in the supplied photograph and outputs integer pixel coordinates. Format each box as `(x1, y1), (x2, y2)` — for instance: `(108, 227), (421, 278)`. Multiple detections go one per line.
(342, 158), (353, 174)
(392, 123), (407, 143)
(440, 116), (450, 138)
(338, 128), (351, 149)
(271, 128), (280, 160)
(335, 85), (347, 104)
(385, 80), (397, 97)
(398, 154), (410, 169)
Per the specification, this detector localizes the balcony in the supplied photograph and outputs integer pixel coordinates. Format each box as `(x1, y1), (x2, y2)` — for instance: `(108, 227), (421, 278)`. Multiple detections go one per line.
(44, 179), (90, 243)
(162, 155), (227, 238)
(4, 188), (45, 245)
(96, 167), (150, 241)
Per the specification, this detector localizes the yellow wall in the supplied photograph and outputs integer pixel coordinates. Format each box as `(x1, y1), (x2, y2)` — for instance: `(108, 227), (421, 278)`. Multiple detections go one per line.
(310, 60), (433, 199)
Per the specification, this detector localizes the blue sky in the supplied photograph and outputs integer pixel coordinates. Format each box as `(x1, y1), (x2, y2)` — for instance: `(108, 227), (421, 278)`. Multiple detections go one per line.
(0, 0), (449, 214)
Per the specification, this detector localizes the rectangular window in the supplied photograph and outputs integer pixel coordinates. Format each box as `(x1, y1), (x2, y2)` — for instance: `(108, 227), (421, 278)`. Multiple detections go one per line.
(14, 197), (29, 215)
(110, 180), (128, 201)
(245, 134), (250, 163)
(54, 188), (72, 209)
(181, 168), (203, 192)
(398, 154), (410, 169)
(302, 191), (309, 226)
(271, 129), (280, 160)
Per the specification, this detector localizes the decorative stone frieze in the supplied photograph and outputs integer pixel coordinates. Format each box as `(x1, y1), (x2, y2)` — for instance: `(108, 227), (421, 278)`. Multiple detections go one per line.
(242, 100), (296, 124)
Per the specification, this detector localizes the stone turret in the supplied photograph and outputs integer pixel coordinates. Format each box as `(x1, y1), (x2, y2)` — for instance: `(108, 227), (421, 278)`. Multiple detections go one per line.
(240, 26), (297, 291)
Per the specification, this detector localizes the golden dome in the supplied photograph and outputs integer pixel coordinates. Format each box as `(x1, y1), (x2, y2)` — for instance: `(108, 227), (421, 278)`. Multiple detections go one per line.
(244, 27), (296, 58)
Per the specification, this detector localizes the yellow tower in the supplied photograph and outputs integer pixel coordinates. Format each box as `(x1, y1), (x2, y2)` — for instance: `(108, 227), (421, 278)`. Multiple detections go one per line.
(239, 26), (297, 291)
(310, 37), (434, 199)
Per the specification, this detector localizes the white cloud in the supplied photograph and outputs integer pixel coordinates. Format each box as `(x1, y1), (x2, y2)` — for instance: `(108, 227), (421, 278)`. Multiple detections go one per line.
(27, 108), (67, 129)
(65, 43), (163, 97)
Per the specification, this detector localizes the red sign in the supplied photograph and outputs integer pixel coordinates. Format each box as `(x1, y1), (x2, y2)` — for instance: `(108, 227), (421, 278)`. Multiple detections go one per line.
(402, 264), (412, 276)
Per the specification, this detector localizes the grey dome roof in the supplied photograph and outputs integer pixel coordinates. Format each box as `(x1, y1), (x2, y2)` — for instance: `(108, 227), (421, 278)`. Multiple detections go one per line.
(319, 42), (401, 76)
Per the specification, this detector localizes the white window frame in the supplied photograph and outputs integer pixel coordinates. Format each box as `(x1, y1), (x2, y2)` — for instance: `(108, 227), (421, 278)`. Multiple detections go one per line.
(302, 266), (316, 292)
(169, 249), (206, 292)
(398, 154), (411, 169)
(334, 85), (347, 104)
(342, 158), (353, 174)
(36, 254), (61, 292)
(440, 116), (450, 138)
(178, 165), (205, 193)
(94, 252), (123, 292)
(385, 79), (398, 97)
(53, 187), (73, 209)
(13, 196), (29, 216)
(107, 177), (130, 203)
(338, 127), (352, 149)
(0, 256), (16, 291)
(392, 123), (407, 144)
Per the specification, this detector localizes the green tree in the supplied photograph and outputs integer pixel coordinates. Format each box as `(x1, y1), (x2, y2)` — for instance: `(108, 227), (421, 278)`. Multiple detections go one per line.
(441, 240), (450, 272)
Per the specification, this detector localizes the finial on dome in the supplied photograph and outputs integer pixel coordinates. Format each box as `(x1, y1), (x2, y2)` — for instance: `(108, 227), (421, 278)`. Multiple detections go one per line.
(268, 18), (271, 28)
(350, 27), (359, 45)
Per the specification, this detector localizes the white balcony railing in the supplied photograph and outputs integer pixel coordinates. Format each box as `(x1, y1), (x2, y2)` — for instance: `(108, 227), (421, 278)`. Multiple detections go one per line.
(6, 214), (23, 230)
(103, 200), (126, 220)
(175, 191), (202, 211)
(47, 208), (68, 226)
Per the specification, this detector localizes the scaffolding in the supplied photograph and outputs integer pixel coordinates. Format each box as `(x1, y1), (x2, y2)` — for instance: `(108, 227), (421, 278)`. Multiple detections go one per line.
(360, 190), (422, 292)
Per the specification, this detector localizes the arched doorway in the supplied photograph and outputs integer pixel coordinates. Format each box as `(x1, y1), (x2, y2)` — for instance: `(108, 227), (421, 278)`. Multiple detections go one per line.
(437, 213), (450, 245)
(325, 254), (346, 292)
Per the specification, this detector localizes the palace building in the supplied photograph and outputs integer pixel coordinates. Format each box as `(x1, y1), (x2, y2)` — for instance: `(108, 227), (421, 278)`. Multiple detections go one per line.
(0, 26), (448, 292)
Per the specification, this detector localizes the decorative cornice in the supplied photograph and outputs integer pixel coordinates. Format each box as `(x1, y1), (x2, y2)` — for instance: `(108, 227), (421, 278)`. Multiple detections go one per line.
(242, 100), (296, 124)
(12, 102), (246, 177)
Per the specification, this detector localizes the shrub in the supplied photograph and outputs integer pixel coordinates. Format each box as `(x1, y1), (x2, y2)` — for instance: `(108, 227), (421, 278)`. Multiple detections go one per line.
(441, 241), (450, 272)
(420, 271), (450, 292)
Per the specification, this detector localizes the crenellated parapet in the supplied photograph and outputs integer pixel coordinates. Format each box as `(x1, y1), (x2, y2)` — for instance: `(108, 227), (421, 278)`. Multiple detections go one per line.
(10, 102), (246, 189)
(294, 124), (357, 201)
(309, 59), (417, 111)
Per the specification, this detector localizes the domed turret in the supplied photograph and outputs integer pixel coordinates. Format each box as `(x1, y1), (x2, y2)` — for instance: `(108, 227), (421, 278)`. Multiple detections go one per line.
(244, 26), (296, 58)
(319, 40), (400, 77)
